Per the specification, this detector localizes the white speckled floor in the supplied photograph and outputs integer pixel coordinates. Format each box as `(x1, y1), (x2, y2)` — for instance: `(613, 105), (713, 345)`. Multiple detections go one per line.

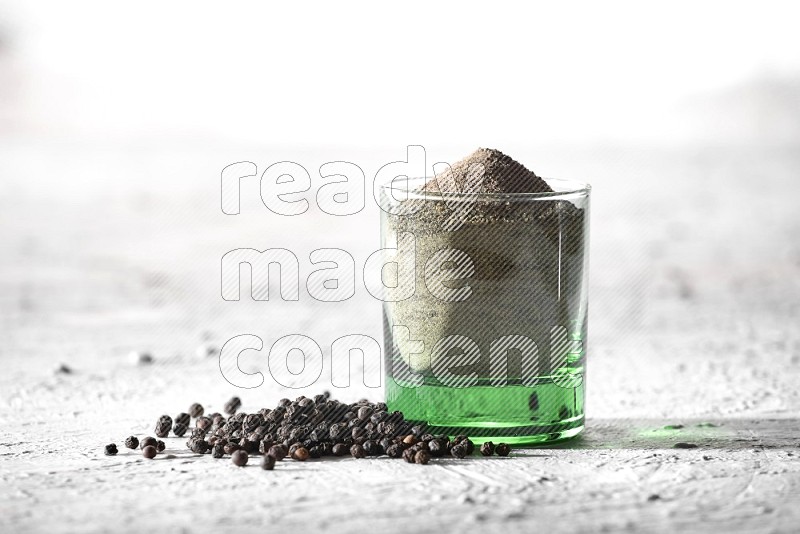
(1, 142), (799, 533)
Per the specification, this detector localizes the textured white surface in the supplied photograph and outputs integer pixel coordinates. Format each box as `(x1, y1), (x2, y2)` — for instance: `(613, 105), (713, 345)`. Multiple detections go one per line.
(1, 143), (799, 533)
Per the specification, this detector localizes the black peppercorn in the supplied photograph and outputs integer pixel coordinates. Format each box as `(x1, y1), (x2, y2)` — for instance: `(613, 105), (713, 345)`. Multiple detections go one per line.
(369, 411), (387, 425)
(454, 436), (474, 455)
(450, 444), (468, 459)
(528, 392), (539, 412)
(230, 412), (246, 423)
(495, 443), (511, 456)
(363, 440), (382, 456)
(386, 443), (403, 458)
(154, 415), (172, 438)
(196, 416), (212, 431)
(172, 423), (188, 437)
(480, 441), (495, 456)
(104, 443), (118, 456)
(212, 443), (225, 458)
(268, 445), (287, 461)
(124, 436), (139, 450)
(292, 447), (310, 461)
(224, 396), (242, 415)
(350, 443), (365, 459)
(428, 439), (446, 457)
(332, 443), (349, 456)
(243, 413), (262, 433)
(156, 440), (166, 453)
(262, 454), (276, 470)
(414, 450), (431, 465)
(189, 439), (209, 454)
(175, 413), (191, 427)
(189, 403), (204, 418)
(237, 438), (255, 454)
(223, 442), (240, 455)
(140, 436), (158, 450)
(232, 450), (249, 466)
(258, 439), (275, 455)
(142, 445), (157, 459)
(357, 406), (373, 421)
(402, 448), (416, 463)
(377, 421), (396, 437)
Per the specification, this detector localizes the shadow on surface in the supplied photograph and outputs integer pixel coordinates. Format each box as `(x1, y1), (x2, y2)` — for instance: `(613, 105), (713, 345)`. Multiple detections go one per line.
(529, 418), (800, 451)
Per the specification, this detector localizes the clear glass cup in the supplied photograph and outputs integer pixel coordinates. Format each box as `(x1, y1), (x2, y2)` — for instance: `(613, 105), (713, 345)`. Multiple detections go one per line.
(380, 177), (590, 444)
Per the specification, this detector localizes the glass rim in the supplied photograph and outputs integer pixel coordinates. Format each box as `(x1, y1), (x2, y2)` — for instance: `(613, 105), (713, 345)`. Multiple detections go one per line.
(381, 177), (591, 201)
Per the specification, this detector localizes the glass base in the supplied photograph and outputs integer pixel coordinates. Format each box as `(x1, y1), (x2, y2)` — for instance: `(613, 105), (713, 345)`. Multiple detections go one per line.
(411, 420), (584, 446)
(386, 378), (585, 446)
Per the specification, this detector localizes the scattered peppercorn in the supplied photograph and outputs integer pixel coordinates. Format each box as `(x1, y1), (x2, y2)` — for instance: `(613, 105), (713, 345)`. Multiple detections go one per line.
(175, 413), (191, 426)
(189, 403), (204, 418)
(104, 443), (118, 456)
(386, 443), (403, 458)
(154, 415), (172, 438)
(495, 443), (511, 456)
(268, 444), (287, 461)
(454, 435), (475, 455)
(224, 396), (242, 415)
(363, 440), (382, 456)
(231, 450), (248, 466)
(189, 439), (209, 454)
(332, 443), (349, 457)
(479, 441), (495, 456)
(196, 416), (212, 431)
(124, 436), (139, 450)
(414, 450), (431, 465)
(142, 445), (157, 459)
(212, 443), (225, 459)
(292, 447), (310, 461)
(172, 424), (188, 437)
(450, 444), (468, 459)
(239, 438), (257, 454)
(350, 443), (366, 459)
(262, 454), (276, 470)
(258, 439), (274, 455)
(140, 436), (157, 450)
(156, 440), (166, 453)
(428, 438), (446, 457)
(528, 392), (539, 412)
